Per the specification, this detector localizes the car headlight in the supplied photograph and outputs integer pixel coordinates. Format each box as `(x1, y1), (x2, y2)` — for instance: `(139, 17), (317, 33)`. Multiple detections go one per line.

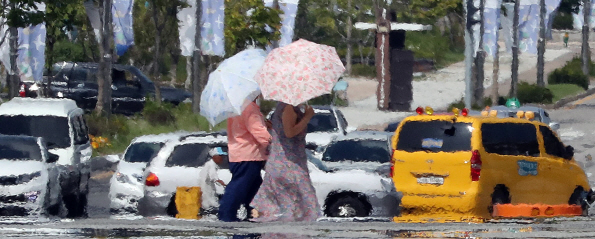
(116, 172), (132, 184)
(24, 191), (40, 202)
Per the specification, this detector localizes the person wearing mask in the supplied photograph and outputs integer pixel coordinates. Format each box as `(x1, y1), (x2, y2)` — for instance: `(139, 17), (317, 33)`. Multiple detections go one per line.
(218, 95), (271, 222)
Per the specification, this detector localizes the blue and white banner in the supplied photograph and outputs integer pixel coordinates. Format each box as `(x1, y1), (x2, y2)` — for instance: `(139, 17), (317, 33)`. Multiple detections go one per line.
(17, 24), (46, 82)
(0, 17), (11, 74)
(545, 0), (562, 39)
(178, 0), (225, 56)
(483, 0), (502, 58)
(200, 0), (225, 56)
(518, 0), (539, 54)
(112, 0), (134, 56)
(265, 0), (300, 47)
(573, 1), (595, 30)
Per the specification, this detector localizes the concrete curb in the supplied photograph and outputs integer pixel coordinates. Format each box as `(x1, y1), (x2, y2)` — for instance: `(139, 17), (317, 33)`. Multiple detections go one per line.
(525, 86), (595, 110)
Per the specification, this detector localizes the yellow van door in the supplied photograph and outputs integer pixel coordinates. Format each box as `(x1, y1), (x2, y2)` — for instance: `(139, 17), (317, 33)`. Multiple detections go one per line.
(480, 122), (546, 205)
(538, 125), (590, 203)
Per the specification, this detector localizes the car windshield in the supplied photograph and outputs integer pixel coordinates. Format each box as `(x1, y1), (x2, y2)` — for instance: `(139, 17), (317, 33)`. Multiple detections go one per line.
(308, 113), (338, 133)
(123, 142), (164, 163)
(166, 143), (210, 167)
(0, 115), (70, 149)
(322, 139), (390, 163)
(0, 139), (42, 161)
(396, 120), (472, 152)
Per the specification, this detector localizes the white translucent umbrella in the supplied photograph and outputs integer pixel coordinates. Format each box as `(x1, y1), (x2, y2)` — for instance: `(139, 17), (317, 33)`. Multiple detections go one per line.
(200, 48), (267, 126)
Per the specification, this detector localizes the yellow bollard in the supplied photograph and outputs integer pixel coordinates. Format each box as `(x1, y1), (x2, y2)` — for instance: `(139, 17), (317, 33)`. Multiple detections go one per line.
(175, 186), (202, 220)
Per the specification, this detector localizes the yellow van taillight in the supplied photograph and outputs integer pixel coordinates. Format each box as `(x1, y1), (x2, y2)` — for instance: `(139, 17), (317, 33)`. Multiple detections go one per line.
(470, 150), (482, 181)
(389, 149), (395, 178)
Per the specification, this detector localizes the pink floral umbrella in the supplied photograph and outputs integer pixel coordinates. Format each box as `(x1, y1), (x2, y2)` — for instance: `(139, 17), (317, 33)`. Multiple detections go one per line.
(254, 39), (345, 106)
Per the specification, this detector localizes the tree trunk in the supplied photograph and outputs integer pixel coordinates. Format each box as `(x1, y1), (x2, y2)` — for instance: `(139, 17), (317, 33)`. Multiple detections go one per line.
(151, 1), (162, 104)
(192, 0), (203, 114)
(473, 0), (485, 107)
(97, 0), (113, 116)
(8, 26), (18, 99)
(492, 42), (500, 105)
(44, 39), (55, 98)
(345, 0), (352, 75)
(536, 0), (546, 87)
(509, 0), (520, 98)
(463, 0), (473, 108)
(582, 0), (591, 76)
(185, 56), (191, 90)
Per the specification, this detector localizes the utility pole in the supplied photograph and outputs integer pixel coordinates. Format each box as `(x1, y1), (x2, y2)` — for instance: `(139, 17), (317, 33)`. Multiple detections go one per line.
(509, 0), (519, 98)
(97, 0), (113, 115)
(192, 0), (202, 114)
(582, 0), (591, 76)
(537, 0), (546, 87)
(474, 0), (485, 106)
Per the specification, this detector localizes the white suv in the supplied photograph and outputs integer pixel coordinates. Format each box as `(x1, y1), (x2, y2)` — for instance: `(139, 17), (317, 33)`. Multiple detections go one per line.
(109, 131), (193, 214)
(137, 132), (230, 216)
(0, 98), (92, 217)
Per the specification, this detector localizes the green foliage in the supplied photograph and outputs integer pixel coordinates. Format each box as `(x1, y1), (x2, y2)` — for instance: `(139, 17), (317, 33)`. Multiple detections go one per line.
(351, 64), (376, 78)
(447, 97), (485, 111)
(308, 92), (348, 107)
(141, 98), (176, 126)
(406, 30), (463, 68)
(547, 57), (593, 90)
(552, 12), (574, 30)
(2, 1), (45, 28)
(224, 0), (282, 57)
(259, 100), (277, 116)
(400, 0), (462, 24)
(85, 112), (130, 139)
(52, 39), (87, 63)
(547, 83), (585, 102)
(517, 82), (554, 104)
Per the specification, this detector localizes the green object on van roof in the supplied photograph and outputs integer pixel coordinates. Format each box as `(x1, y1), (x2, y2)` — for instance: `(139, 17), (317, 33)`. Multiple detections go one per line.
(505, 98), (521, 109)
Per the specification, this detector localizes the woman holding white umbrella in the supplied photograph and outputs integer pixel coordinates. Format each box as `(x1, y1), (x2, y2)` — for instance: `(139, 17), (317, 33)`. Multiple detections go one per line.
(250, 39), (345, 222)
(199, 48), (272, 222)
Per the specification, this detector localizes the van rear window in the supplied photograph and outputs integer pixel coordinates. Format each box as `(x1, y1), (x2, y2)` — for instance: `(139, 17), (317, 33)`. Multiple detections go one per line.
(482, 123), (539, 156)
(396, 121), (472, 152)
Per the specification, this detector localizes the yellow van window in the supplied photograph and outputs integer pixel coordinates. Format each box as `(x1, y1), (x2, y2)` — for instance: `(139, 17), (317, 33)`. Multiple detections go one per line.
(481, 123), (539, 156)
(396, 121), (472, 152)
(539, 126), (565, 158)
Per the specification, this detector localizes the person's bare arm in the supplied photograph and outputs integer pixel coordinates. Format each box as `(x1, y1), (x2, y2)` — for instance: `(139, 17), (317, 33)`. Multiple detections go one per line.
(282, 105), (314, 138)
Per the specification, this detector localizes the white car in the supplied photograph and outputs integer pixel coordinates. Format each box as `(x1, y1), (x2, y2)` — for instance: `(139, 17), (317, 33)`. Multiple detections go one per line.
(305, 105), (352, 151)
(137, 132), (230, 217)
(0, 135), (63, 217)
(487, 105), (560, 130)
(135, 130), (398, 218)
(320, 131), (393, 173)
(108, 131), (194, 214)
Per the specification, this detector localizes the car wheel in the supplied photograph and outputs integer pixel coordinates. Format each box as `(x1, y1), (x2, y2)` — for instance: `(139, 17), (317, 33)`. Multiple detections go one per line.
(569, 187), (588, 216)
(489, 185), (511, 215)
(166, 194), (178, 217)
(327, 196), (370, 217)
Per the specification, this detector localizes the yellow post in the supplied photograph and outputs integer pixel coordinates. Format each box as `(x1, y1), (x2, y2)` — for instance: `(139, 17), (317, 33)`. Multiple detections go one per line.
(175, 186), (202, 220)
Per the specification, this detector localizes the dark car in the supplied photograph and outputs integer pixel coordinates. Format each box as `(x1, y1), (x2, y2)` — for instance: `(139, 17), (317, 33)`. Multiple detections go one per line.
(21, 62), (192, 115)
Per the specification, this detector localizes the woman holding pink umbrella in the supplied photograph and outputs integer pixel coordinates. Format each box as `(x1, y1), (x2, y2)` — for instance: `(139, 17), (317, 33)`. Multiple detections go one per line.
(250, 39), (345, 222)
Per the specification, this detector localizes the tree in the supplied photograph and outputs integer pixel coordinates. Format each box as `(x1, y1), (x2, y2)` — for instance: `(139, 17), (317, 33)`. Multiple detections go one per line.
(44, 0), (85, 96)
(224, 0), (283, 57)
(0, 0), (45, 99)
(582, 0), (590, 76)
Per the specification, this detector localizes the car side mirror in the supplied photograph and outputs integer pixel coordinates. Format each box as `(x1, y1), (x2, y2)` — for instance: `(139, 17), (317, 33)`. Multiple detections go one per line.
(564, 145), (574, 160)
(47, 153), (59, 163)
(549, 122), (560, 131)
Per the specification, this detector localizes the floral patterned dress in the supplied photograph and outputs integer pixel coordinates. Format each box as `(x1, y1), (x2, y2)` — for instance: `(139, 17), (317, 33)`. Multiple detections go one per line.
(250, 102), (321, 222)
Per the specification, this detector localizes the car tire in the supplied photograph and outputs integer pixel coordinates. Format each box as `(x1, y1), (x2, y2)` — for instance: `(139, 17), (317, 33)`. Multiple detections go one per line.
(327, 196), (370, 217)
(166, 194), (178, 217)
(569, 187), (588, 216)
(489, 185), (511, 215)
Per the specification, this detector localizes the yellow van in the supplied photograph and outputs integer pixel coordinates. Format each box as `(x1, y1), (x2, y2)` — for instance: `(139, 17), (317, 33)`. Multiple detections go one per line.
(390, 108), (593, 220)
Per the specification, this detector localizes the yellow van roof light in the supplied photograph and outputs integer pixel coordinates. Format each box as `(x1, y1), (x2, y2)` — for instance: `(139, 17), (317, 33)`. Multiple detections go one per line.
(516, 111), (525, 118)
(425, 106), (434, 115)
(489, 110), (498, 117)
(453, 108), (460, 116)
(480, 110), (488, 117)
(525, 111), (535, 120)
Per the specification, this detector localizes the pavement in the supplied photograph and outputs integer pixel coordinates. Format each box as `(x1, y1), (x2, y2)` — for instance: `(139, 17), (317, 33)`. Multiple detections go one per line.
(339, 30), (595, 131)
